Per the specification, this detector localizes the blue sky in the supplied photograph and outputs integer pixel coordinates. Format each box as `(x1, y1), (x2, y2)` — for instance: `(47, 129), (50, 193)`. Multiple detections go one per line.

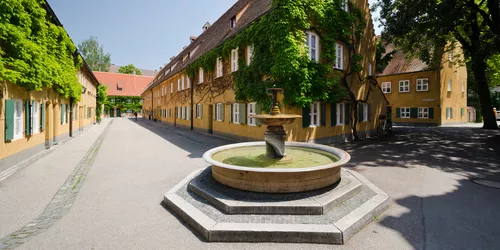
(48, 0), (382, 71)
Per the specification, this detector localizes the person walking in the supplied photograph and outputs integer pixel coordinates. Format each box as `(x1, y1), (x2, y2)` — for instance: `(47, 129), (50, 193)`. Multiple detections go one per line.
(134, 111), (138, 121)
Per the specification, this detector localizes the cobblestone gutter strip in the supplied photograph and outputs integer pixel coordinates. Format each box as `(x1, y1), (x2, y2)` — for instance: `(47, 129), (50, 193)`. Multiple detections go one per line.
(0, 120), (113, 250)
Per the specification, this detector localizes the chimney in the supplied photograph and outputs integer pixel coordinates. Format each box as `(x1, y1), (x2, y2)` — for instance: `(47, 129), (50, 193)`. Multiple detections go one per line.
(202, 22), (211, 32)
(170, 57), (175, 61)
(190, 36), (198, 43)
(183, 46), (187, 50)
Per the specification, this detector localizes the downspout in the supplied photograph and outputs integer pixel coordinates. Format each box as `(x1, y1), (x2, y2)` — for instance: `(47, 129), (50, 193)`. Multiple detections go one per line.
(150, 89), (153, 121)
(69, 97), (73, 137)
(190, 76), (194, 131)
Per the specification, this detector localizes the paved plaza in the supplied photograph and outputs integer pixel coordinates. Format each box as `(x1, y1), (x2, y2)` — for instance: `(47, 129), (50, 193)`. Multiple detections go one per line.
(0, 118), (499, 249)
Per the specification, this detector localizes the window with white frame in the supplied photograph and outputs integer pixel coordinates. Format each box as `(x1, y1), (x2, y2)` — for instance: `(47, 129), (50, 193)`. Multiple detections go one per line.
(216, 57), (223, 78)
(399, 80), (410, 92)
(199, 68), (204, 84)
(382, 82), (391, 93)
(216, 103), (223, 121)
(231, 48), (239, 72)
(416, 78), (429, 91)
(32, 101), (39, 134)
(446, 107), (452, 119)
(177, 79), (181, 90)
(305, 31), (319, 62)
(400, 107), (410, 118)
(335, 43), (343, 69)
(447, 79), (452, 91)
(186, 77), (191, 89)
(248, 102), (256, 126)
(247, 44), (254, 65)
(418, 107), (429, 118)
(181, 106), (186, 119)
(14, 100), (23, 140)
(310, 102), (320, 127)
(368, 62), (372, 76)
(170, 83), (173, 93)
(111, 99), (115, 103)
(196, 104), (202, 118)
(362, 103), (368, 122)
(336, 103), (345, 125)
(177, 107), (181, 118)
(181, 76), (185, 90)
(233, 103), (239, 124)
(462, 81), (465, 93)
(342, 0), (349, 12)
(449, 51), (453, 62)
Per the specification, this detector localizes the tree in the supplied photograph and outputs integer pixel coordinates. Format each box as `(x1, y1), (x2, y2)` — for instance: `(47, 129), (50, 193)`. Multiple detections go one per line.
(78, 37), (111, 72)
(376, 0), (500, 129)
(96, 84), (107, 121)
(118, 64), (142, 75)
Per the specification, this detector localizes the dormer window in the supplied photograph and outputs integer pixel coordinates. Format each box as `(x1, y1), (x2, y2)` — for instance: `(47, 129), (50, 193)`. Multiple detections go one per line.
(117, 83), (123, 91)
(230, 16), (236, 29)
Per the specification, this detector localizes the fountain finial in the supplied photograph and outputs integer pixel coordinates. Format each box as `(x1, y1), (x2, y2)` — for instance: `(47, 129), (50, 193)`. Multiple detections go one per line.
(267, 87), (284, 116)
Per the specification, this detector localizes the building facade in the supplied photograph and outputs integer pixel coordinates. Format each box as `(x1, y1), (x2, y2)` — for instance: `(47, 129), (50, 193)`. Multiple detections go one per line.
(142, 0), (387, 143)
(376, 43), (468, 126)
(94, 72), (153, 117)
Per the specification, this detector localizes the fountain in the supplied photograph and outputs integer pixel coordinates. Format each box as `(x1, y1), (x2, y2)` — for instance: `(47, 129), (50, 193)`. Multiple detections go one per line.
(163, 88), (389, 244)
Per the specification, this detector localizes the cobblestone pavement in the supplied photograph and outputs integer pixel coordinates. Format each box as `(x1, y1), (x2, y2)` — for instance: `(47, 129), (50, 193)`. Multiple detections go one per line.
(0, 118), (499, 250)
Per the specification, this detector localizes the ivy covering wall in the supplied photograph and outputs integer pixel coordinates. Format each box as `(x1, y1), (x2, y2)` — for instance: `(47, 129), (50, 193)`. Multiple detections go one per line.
(104, 96), (142, 113)
(0, 0), (82, 100)
(187, 0), (365, 109)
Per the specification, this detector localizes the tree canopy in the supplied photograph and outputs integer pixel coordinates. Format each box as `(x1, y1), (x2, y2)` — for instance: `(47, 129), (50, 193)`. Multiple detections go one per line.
(78, 36), (111, 72)
(376, 0), (500, 129)
(118, 64), (142, 75)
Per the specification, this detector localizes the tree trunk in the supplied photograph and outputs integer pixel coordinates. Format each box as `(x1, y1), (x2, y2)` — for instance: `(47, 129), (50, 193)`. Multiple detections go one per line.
(351, 102), (359, 140)
(471, 55), (498, 129)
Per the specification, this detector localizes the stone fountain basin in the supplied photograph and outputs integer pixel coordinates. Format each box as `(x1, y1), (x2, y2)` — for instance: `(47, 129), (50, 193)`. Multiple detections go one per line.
(250, 114), (302, 126)
(202, 142), (351, 193)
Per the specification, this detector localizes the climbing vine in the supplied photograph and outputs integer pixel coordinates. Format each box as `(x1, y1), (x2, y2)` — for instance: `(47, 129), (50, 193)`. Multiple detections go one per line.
(187, 0), (366, 110)
(105, 96), (142, 113)
(0, 0), (82, 100)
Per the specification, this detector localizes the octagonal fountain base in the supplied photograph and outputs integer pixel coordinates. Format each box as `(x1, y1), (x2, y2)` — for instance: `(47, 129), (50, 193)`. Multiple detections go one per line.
(163, 167), (389, 244)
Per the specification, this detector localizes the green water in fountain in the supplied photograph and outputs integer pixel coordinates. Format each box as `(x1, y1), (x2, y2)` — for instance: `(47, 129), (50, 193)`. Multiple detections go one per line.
(212, 146), (339, 169)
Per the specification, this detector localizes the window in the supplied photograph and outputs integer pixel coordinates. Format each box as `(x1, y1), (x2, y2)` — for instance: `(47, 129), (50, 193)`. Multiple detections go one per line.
(216, 103), (223, 121)
(181, 76), (185, 90)
(368, 62), (372, 76)
(247, 44), (254, 65)
(170, 83), (173, 93)
(199, 68), (204, 83)
(400, 107), (410, 118)
(111, 99), (115, 103)
(309, 102), (320, 127)
(14, 100), (23, 140)
(336, 103), (345, 125)
(231, 48), (239, 72)
(233, 103), (239, 124)
(335, 43), (343, 69)
(170, 108), (172, 117)
(362, 103), (368, 122)
(449, 51), (453, 62)
(305, 31), (319, 62)
(462, 81), (465, 93)
(196, 104), (202, 118)
(177, 79), (181, 90)
(342, 0), (349, 12)
(127, 99), (131, 104)
(418, 107), (429, 118)
(446, 107), (453, 119)
(416, 78), (429, 91)
(248, 102), (256, 126)
(186, 77), (191, 89)
(447, 79), (452, 92)
(32, 101), (39, 134)
(382, 82), (391, 93)
(230, 16), (236, 29)
(216, 57), (223, 78)
(181, 106), (186, 119)
(399, 80), (410, 92)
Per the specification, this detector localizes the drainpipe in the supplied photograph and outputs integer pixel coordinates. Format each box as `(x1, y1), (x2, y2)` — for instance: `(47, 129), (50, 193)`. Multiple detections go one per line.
(190, 76), (194, 131)
(69, 97), (73, 137)
(150, 89), (153, 121)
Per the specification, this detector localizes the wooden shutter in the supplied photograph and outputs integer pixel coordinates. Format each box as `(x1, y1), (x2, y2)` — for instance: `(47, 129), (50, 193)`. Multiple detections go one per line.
(358, 104), (364, 121)
(331, 103), (337, 126)
(25, 100), (31, 136)
(345, 104), (351, 124)
(410, 108), (418, 118)
(40, 101), (45, 131)
(230, 104), (233, 123)
(61, 104), (64, 124)
(239, 103), (247, 124)
(255, 103), (262, 126)
(200, 104), (203, 119)
(396, 108), (401, 118)
(367, 104), (372, 121)
(213, 105), (216, 120)
(221, 104), (225, 121)
(429, 108), (434, 119)
(461, 108), (464, 117)
(302, 105), (311, 128)
(5, 100), (14, 141)
(320, 103), (326, 126)
(450, 108), (453, 118)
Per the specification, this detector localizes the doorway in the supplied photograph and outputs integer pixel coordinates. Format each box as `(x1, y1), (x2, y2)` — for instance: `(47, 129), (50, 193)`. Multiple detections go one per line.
(110, 108), (115, 117)
(208, 104), (213, 134)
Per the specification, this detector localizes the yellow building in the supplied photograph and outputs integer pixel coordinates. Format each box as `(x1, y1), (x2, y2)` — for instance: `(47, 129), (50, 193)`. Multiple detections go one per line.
(376, 43), (468, 126)
(0, 3), (98, 169)
(142, 0), (387, 143)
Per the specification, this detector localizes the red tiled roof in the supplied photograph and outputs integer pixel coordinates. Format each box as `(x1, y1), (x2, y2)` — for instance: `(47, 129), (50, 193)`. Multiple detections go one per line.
(379, 43), (430, 76)
(94, 72), (154, 97)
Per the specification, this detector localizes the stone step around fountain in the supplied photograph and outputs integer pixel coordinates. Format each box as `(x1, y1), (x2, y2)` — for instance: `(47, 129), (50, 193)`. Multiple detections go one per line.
(163, 167), (389, 244)
(188, 167), (363, 215)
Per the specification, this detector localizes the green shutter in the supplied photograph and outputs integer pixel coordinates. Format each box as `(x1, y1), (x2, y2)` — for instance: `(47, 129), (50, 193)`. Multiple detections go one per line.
(221, 104), (225, 121)
(450, 108), (453, 118)
(331, 103), (337, 126)
(239, 103), (247, 124)
(358, 104), (364, 121)
(396, 108), (401, 118)
(61, 104), (64, 125)
(5, 100), (14, 141)
(320, 103), (326, 126)
(25, 100), (31, 136)
(367, 104), (372, 121)
(302, 105), (311, 128)
(213, 105), (216, 120)
(230, 104), (233, 123)
(345, 104), (351, 124)
(40, 101), (45, 131)
(410, 108), (418, 118)
(429, 108), (434, 119)
(255, 103), (262, 126)
(200, 104), (203, 118)
(461, 108), (464, 117)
